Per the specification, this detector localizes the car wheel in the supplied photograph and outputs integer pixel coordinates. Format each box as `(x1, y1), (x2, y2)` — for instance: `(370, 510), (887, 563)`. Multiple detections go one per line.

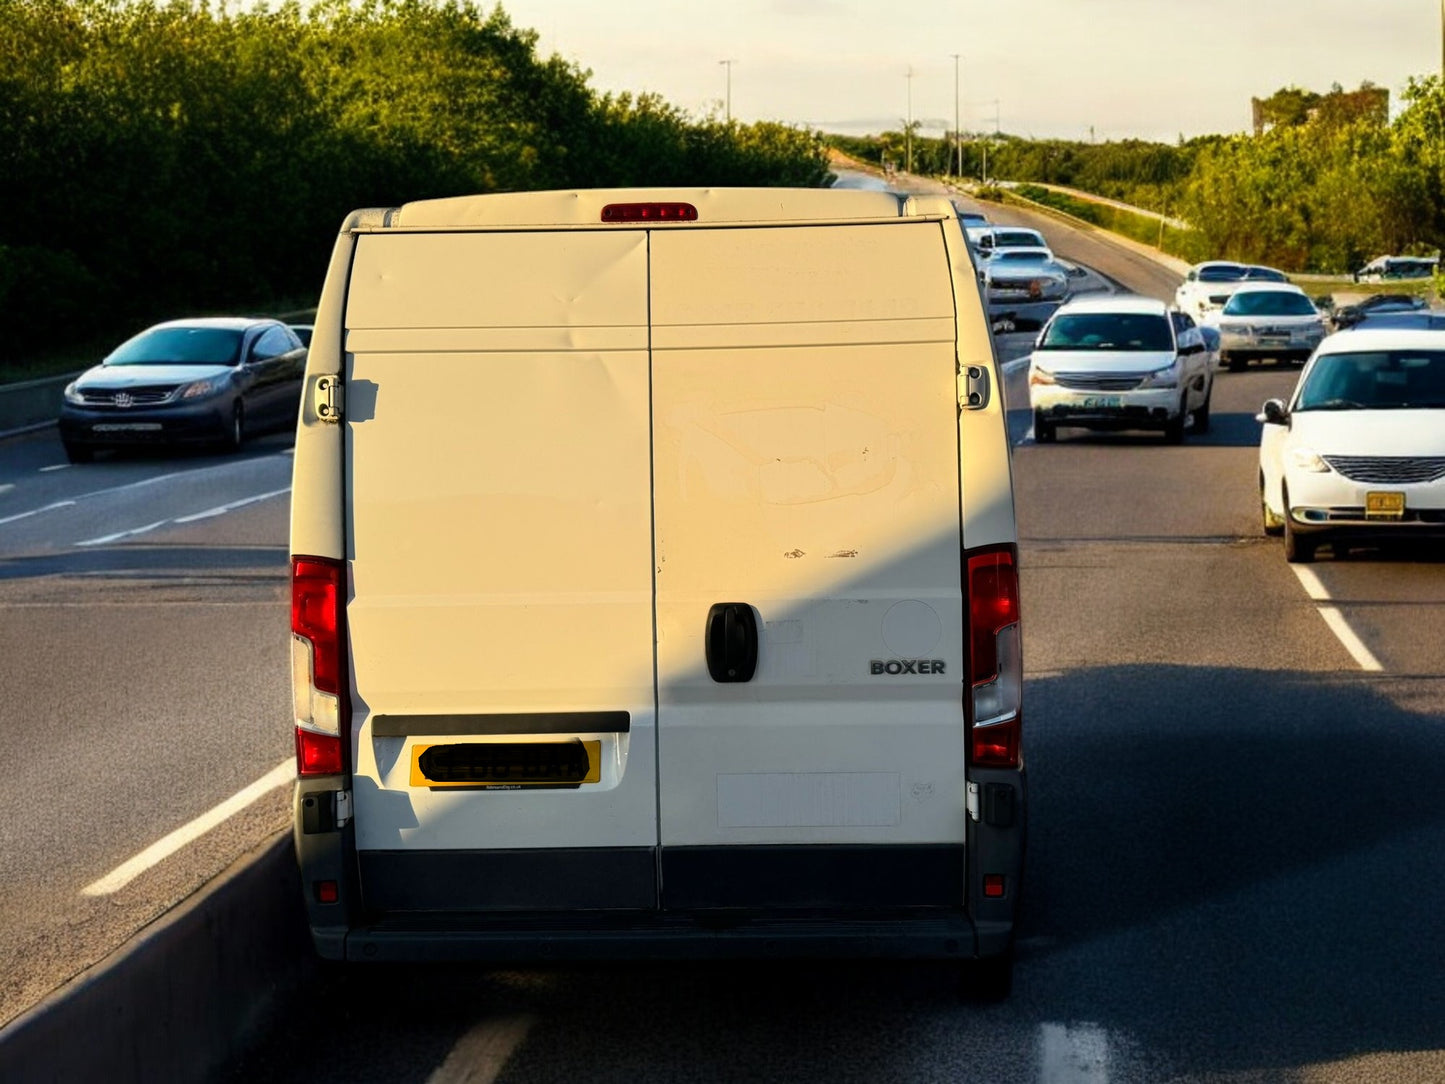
(1193, 384), (1212, 433)
(1163, 396), (1187, 444)
(1226, 353), (1245, 373)
(222, 402), (244, 453)
(62, 441), (95, 464)
(1033, 410), (1056, 444)
(1260, 472), (1283, 537)
(1282, 487), (1315, 562)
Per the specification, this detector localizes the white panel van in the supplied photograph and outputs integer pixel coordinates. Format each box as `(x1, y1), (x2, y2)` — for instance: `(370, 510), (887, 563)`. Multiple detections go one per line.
(289, 188), (1025, 993)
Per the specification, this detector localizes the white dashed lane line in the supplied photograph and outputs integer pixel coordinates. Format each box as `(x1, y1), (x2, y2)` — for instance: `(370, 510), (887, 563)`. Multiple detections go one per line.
(173, 486), (291, 524)
(74, 519), (169, 548)
(1290, 564), (1384, 672)
(38, 464), (69, 473)
(0, 499), (76, 526)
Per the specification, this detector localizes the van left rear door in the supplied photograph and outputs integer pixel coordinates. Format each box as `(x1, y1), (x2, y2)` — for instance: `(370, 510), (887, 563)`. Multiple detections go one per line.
(342, 228), (659, 913)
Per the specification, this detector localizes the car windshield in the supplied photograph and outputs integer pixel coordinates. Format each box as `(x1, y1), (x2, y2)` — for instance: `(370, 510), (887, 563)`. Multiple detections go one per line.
(1245, 266), (1288, 282)
(1222, 291), (1316, 317)
(994, 250), (1047, 264)
(1295, 350), (1445, 410)
(105, 326), (244, 366)
(1197, 264), (1247, 282)
(1038, 312), (1173, 351)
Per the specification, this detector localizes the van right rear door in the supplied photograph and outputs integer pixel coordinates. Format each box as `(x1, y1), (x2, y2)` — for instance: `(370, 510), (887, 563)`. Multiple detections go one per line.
(648, 220), (971, 910)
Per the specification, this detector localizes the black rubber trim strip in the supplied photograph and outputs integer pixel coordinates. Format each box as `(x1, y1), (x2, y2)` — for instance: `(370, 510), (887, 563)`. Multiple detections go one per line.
(370, 711), (630, 737)
(359, 847), (656, 911)
(662, 844), (965, 910)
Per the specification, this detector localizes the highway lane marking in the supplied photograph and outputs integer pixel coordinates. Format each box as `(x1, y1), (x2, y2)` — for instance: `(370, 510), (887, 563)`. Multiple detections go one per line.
(0, 499), (76, 526)
(427, 1015), (535, 1084)
(1038, 1022), (1112, 1083)
(82, 759), (293, 897)
(0, 483), (13, 495)
(1289, 565), (1384, 672)
(74, 519), (168, 547)
(38, 464), (69, 472)
(174, 486), (291, 523)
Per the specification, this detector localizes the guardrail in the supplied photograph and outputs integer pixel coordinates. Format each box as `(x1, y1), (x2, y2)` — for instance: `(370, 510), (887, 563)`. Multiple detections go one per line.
(0, 371), (82, 438)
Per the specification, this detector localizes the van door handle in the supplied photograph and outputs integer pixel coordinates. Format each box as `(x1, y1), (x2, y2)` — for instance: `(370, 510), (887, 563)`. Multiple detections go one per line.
(705, 603), (758, 683)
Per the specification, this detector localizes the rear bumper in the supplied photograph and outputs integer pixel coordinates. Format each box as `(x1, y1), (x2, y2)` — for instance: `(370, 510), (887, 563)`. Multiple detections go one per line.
(341, 911), (980, 963)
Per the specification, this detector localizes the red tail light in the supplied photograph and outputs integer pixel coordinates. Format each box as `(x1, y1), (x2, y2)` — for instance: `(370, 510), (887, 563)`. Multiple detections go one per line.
(966, 545), (1022, 768)
(291, 556), (347, 776)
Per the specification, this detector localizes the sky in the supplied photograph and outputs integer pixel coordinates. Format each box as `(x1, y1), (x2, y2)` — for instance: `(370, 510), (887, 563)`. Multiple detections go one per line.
(499, 0), (1440, 142)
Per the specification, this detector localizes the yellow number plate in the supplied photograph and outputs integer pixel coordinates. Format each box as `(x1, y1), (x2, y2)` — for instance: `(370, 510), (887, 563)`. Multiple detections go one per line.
(410, 740), (601, 789)
(1364, 491), (1405, 520)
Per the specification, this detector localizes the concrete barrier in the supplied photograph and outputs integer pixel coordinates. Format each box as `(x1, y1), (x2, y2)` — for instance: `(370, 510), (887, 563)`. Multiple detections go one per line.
(0, 372), (81, 438)
(0, 832), (308, 1084)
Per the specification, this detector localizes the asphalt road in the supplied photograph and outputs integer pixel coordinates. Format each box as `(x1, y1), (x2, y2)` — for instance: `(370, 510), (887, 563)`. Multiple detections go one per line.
(0, 434), (295, 1026)
(5, 179), (1445, 1081)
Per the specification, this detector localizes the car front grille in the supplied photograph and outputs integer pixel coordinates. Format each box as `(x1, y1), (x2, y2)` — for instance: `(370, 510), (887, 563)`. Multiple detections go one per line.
(1323, 456), (1445, 484)
(1054, 373), (1144, 391)
(79, 386), (179, 406)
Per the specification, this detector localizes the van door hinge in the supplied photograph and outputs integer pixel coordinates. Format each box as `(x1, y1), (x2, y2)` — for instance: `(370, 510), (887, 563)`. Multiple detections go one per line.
(334, 789), (352, 828)
(314, 375), (343, 423)
(961, 364), (991, 411)
(966, 781), (980, 822)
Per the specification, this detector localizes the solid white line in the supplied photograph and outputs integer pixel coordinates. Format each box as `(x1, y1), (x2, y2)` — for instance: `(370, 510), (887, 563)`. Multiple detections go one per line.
(1290, 564), (1330, 601)
(1289, 564), (1384, 670)
(82, 759), (293, 896)
(39, 464), (69, 473)
(0, 483), (13, 495)
(0, 499), (76, 526)
(427, 1015), (535, 1084)
(74, 519), (167, 547)
(173, 486), (291, 523)
(1317, 606), (1384, 672)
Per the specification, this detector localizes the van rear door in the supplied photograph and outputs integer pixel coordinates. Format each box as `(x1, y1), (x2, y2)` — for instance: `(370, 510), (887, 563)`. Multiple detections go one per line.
(342, 229), (659, 912)
(648, 221), (969, 909)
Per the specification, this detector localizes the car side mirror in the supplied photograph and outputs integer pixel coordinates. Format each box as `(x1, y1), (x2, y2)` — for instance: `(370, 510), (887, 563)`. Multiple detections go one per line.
(1257, 398), (1288, 425)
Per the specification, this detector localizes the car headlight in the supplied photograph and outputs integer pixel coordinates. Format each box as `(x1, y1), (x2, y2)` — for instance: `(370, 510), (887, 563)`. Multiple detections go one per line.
(1029, 365), (1055, 386)
(63, 380), (85, 404)
(180, 378), (222, 399)
(1290, 447), (1331, 473)
(1138, 360), (1181, 389)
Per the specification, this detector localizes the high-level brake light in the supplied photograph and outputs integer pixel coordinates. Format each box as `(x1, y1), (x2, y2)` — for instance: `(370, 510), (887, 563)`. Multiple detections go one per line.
(600, 202), (699, 223)
(292, 556), (346, 776)
(966, 545), (1022, 768)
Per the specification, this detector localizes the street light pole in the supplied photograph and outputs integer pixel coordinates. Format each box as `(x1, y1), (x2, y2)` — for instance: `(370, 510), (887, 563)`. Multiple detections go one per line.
(719, 59), (734, 123)
(905, 67), (914, 174)
(951, 54), (961, 178)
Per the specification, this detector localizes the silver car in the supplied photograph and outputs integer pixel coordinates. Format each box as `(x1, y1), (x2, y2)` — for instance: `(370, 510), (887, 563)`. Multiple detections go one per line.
(984, 247), (1070, 305)
(1209, 282), (1327, 371)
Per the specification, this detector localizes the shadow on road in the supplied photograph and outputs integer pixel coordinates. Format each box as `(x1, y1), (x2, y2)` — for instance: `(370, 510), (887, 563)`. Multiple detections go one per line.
(226, 664), (1445, 1083)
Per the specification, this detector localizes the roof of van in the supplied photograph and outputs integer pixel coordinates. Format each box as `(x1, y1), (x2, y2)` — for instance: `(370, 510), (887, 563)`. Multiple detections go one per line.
(355, 188), (950, 230)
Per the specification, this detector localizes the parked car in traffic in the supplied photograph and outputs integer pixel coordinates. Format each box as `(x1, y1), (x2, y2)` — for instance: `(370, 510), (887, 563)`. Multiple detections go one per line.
(58, 317), (306, 462)
(1353, 255), (1438, 283)
(1258, 327), (1445, 562)
(1029, 295), (1214, 442)
(951, 200), (989, 230)
(975, 226), (1053, 262)
(1207, 282), (1327, 371)
(1175, 261), (1290, 322)
(1331, 293), (1428, 330)
(288, 323), (315, 347)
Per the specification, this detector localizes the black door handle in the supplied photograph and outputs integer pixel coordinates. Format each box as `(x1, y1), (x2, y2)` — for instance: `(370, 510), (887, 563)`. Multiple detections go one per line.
(705, 603), (758, 683)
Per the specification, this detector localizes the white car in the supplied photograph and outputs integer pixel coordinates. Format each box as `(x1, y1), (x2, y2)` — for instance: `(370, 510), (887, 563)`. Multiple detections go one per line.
(1209, 282), (1327, 371)
(1029, 296), (1215, 442)
(983, 247), (1070, 304)
(1258, 327), (1445, 562)
(1175, 261), (1289, 323)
